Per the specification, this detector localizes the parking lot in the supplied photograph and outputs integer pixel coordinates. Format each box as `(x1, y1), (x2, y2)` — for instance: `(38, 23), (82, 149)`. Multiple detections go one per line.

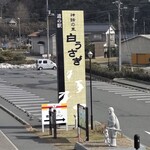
(0, 69), (58, 120)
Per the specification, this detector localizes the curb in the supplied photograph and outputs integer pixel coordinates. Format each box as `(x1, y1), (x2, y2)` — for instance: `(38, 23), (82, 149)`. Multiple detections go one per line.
(74, 142), (146, 150)
(74, 142), (87, 150)
(0, 104), (31, 127)
(113, 78), (150, 91)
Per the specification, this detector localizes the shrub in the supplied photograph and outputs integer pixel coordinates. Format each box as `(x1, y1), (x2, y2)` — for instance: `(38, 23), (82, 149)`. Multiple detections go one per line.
(1, 51), (14, 61)
(0, 55), (5, 63)
(0, 51), (26, 64)
(86, 61), (150, 82)
(13, 53), (26, 61)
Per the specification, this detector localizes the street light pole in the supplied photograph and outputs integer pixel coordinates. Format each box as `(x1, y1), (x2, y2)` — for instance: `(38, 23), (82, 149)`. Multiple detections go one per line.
(18, 18), (21, 47)
(88, 51), (93, 130)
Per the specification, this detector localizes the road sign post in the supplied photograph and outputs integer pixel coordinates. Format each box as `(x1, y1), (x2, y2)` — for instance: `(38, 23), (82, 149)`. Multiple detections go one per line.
(41, 103), (67, 132)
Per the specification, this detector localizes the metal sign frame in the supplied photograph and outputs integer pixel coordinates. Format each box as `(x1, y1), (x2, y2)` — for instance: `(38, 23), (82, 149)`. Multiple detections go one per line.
(77, 103), (89, 141)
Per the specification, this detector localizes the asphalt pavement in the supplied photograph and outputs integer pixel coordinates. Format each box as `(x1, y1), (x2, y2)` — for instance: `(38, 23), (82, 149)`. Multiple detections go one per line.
(0, 69), (149, 150)
(0, 103), (60, 150)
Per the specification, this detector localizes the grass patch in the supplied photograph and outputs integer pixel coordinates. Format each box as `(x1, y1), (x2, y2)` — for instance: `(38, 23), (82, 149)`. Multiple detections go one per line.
(26, 123), (135, 150)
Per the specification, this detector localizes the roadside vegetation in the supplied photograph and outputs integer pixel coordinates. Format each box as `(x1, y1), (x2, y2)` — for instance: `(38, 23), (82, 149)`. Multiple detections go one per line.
(86, 59), (150, 83)
(0, 47), (150, 83)
(0, 49), (34, 65)
(27, 124), (133, 150)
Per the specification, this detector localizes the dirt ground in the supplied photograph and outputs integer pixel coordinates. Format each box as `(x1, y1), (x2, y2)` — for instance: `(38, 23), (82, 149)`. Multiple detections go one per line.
(26, 124), (134, 150)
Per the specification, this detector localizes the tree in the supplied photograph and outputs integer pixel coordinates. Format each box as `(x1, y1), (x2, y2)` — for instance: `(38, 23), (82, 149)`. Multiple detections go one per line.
(14, 2), (29, 23)
(0, 0), (10, 18)
(85, 39), (95, 58)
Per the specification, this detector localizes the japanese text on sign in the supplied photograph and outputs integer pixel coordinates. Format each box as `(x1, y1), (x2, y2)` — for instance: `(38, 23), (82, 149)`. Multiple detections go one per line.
(66, 13), (83, 66)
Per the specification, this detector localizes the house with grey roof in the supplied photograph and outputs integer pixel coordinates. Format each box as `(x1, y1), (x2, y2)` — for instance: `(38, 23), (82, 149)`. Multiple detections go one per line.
(121, 34), (150, 65)
(4, 18), (17, 27)
(28, 30), (56, 56)
(84, 23), (116, 57)
(28, 23), (116, 57)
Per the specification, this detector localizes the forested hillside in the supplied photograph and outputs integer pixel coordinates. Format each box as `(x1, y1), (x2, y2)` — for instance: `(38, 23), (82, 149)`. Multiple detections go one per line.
(0, 0), (150, 38)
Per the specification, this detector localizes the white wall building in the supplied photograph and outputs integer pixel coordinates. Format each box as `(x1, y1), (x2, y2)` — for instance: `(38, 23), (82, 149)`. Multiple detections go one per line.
(121, 35), (150, 65)
(103, 26), (117, 58)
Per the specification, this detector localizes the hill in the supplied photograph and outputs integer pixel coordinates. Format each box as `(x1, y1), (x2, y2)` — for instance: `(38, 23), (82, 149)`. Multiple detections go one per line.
(0, 0), (150, 38)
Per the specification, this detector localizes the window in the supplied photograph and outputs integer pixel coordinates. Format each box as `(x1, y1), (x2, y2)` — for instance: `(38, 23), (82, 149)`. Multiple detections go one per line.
(93, 34), (102, 40)
(43, 60), (47, 64)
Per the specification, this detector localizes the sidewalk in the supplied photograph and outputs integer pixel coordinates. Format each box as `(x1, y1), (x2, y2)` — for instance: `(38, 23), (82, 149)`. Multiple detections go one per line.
(113, 78), (150, 90)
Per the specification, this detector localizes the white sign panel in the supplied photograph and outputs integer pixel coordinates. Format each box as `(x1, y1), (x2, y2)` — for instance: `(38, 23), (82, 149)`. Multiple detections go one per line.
(41, 103), (67, 132)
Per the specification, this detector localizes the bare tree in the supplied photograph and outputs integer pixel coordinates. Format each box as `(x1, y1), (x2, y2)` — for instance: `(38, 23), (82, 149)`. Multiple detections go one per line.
(0, 0), (10, 18)
(14, 2), (29, 22)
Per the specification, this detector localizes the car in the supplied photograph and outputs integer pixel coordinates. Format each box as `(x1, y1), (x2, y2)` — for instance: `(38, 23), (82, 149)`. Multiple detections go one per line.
(36, 59), (57, 70)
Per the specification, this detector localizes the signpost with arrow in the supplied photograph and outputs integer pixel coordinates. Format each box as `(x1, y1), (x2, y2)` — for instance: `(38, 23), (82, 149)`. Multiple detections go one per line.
(41, 103), (67, 132)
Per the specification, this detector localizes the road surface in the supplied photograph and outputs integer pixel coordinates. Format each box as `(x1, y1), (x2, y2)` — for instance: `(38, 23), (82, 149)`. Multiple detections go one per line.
(0, 104), (59, 150)
(0, 69), (150, 148)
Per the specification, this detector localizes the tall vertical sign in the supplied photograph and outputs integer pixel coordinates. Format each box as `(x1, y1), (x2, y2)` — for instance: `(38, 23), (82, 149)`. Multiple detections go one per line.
(56, 10), (86, 125)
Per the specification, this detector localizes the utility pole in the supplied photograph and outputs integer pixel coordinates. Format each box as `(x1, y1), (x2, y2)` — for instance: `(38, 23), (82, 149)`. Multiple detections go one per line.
(118, 0), (122, 71)
(18, 18), (21, 48)
(108, 12), (111, 68)
(46, 0), (50, 59)
(133, 7), (139, 36)
(0, 5), (2, 19)
(143, 20), (145, 34)
(113, 0), (122, 71)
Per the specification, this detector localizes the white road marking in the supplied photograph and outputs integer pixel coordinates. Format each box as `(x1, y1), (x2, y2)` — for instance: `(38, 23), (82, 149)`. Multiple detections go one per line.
(137, 98), (150, 101)
(145, 131), (150, 135)
(16, 104), (44, 107)
(115, 91), (143, 94)
(0, 83), (45, 121)
(4, 95), (40, 98)
(96, 86), (122, 89)
(9, 98), (44, 102)
(1, 93), (36, 96)
(122, 93), (150, 96)
(31, 113), (41, 116)
(13, 101), (49, 104)
(28, 110), (41, 113)
(145, 101), (150, 103)
(6, 97), (41, 100)
(23, 107), (41, 110)
(0, 87), (22, 89)
(129, 95), (150, 98)
(0, 130), (18, 150)
(0, 89), (29, 91)
(108, 90), (134, 92)
(0, 90), (24, 92)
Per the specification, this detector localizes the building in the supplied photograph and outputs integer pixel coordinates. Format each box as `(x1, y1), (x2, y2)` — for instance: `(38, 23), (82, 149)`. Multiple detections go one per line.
(84, 23), (116, 57)
(28, 23), (116, 57)
(103, 26), (117, 58)
(4, 18), (17, 27)
(28, 30), (56, 56)
(121, 35), (150, 65)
